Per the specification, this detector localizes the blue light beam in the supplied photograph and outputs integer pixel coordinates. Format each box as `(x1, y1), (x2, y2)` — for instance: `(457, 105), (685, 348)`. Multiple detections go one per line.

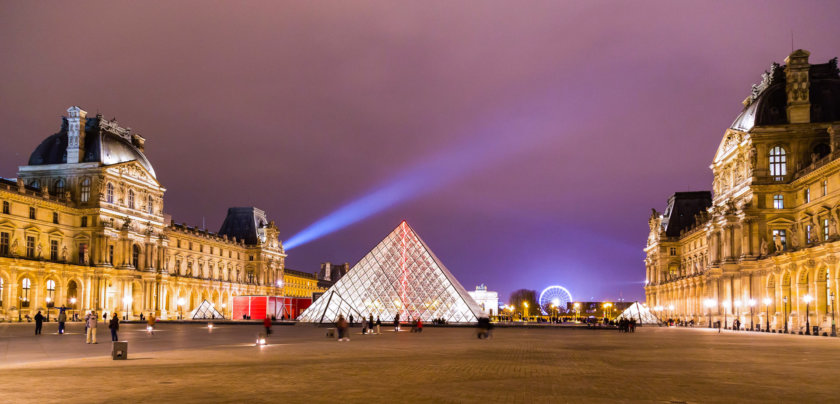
(284, 102), (569, 250)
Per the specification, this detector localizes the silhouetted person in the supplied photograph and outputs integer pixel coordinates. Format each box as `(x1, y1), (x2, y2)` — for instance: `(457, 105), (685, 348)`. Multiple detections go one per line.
(109, 313), (120, 341)
(58, 309), (67, 334)
(34, 311), (44, 335)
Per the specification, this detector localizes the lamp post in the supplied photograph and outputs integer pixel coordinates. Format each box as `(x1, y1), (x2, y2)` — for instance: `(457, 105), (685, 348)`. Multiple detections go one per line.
(762, 297), (771, 332)
(178, 297), (186, 320)
(704, 299), (714, 328)
(733, 300), (742, 330)
(748, 299), (756, 331)
(523, 302), (529, 322)
(831, 292), (837, 337)
(45, 297), (52, 321)
(573, 302), (580, 322)
(804, 294), (813, 335)
(123, 296), (132, 321)
(603, 302), (613, 321)
(668, 304), (675, 322)
(783, 296), (788, 333)
(722, 300), (730, 330)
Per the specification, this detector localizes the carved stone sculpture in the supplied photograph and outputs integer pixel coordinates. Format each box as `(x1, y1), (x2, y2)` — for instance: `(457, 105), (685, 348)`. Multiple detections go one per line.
(61, 245), (67, 262)
(773, 233), (783, 253)
(759, 237), (768, 257)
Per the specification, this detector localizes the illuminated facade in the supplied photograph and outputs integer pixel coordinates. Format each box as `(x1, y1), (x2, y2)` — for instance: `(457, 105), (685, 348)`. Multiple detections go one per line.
(298, 221), (484, 323)
(467, 284), (499, 316)
(283, 269), (328, 299)
(646, 50), (840, 333)
(0, 107), (286, 321)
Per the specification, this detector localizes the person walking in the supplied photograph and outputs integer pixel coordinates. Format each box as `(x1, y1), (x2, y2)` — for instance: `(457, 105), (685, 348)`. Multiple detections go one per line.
(147, 313), (156, 335)
(336, 314), (349, 342)
(263, 316), (272, 336)
(361, 317), (368, 335)
(109, 313), (120, 342)
(58, 308), (67, 335)
(349, 314), (354, 327)
(368, 314), (374, 334)
(34, 311), (44, 335)
(86, 311), (98, 344)
(394, 312), (400, 332)
(375, 316), (382, 334)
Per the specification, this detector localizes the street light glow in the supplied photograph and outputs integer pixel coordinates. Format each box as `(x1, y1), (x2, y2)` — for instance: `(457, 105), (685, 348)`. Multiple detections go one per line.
(804, 294), (813, 303)
(762, 297), (771, 305)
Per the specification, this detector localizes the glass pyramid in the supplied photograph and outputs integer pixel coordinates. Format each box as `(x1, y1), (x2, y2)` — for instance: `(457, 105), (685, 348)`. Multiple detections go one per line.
(298, 221), (485, 324)
(190, 299), (225, 320)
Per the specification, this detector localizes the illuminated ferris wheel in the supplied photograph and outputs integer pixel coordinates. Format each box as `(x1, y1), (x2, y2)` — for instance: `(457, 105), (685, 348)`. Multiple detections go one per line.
(539, 285), (573, 315)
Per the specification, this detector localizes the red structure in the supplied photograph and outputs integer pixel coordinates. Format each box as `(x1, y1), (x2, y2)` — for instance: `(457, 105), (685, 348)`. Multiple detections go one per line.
(232, 296), (312, 320)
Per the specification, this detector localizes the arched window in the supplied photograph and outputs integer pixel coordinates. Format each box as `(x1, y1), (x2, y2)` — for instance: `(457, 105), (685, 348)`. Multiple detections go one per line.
(132, 245), (140, 268)
(46, 279), (55, 307)
(0, 278), (3, 307)
(53, 179), (65, 195)
(769, 146), (787, 181)
(106, 183), (114, 204)
(80, 178), (91, 202)
(21, 278), (31, 307)
(814, 143), (830, 160)
(29, 179), (40, 189)
(128, 189), (135, 209)
(147, 195), (154, 214)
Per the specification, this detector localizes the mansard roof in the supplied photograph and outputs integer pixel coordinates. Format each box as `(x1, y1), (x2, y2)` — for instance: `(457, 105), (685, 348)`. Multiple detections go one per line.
(731, 56), (840, 132)
(217, 207), (269, 245)
(661, 191), (712, 238)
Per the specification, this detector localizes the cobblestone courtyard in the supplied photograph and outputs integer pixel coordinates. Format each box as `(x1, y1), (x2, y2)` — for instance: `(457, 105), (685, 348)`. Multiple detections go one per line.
(1, 323), (838, 403)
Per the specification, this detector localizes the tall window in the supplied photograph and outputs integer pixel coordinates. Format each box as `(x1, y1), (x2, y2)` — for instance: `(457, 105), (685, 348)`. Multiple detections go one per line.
(806, 225), (812, 243)
(106, 183), (114, 204)
(132, 245), (140, 268)
(53, 178), (65, 195)
(53, 212), (59, 224)
(0, 232), (8, 256)
(78, 243), (87, 264)
(108, 245), (114, 264)
(80, 178), (91, 202)
(823, 180), (828, 196)
(50, 240), (58, 261)
(248, 271), (255, 284)
(804, 188), (810, 203)
(773, 229), (787, 251)
(2, 201), (8, 214)
(21, 278), (31, 307)
(0, 278), (3, 307)
(81, 216), (87, 227)
(824, 218), (830, 241)
(773, 194), (784, 209)
(128, 189), (135, 209)
(147, 195), (154, 214)
(46, 279), (55, 307)
(769, 146), (787, 181)
(26, 236), (35, 258)
(29, 207), (35, 219)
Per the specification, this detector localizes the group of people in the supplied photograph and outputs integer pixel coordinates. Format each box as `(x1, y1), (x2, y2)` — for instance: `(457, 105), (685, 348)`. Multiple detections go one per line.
(359, 314), (383, 335)
(336, 313), (418, 341)
(28, 309), (157, 343)
(617, 318), (636, 333)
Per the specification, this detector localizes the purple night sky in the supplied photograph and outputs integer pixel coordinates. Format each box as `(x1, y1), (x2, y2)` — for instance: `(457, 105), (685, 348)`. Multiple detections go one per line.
(2, 1), (840, 303)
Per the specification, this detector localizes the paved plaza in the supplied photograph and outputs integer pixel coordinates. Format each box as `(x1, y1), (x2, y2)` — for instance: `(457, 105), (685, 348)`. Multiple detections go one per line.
(1, 322), (839, 403)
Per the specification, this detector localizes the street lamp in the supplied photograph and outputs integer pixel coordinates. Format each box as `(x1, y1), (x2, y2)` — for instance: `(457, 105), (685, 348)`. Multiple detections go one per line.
(523, 302), (529, 322)
(573, 302), (580, 321)
(123, 296), (132, 320)
(804, 294), (813, 335)
(748, 299), (756, 331)
(831, 292), (837, 337)
(668, 304), (675, 321)
(704, 299), (715, 328)
(734, 300), (742, 330)
(178, 297), (186, 320)
(603, 303), (613, 321)
(722, 300), (730, 330)
(762, 297), (771, 332)
(70, 297), (77, 321)
(783, 296), (788, 333)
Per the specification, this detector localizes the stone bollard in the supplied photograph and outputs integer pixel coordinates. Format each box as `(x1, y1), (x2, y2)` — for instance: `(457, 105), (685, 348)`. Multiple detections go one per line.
(112, 341), (128, 360)
(326, 328), (336, 338)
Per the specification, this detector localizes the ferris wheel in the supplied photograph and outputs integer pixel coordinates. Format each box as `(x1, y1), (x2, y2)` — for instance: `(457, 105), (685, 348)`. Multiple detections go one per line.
(539, 285), (573, 315)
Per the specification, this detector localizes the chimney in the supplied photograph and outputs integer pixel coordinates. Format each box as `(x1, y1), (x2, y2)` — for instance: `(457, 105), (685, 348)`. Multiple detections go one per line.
(66, 106), (87, 163)
(784, 49), (811, 124)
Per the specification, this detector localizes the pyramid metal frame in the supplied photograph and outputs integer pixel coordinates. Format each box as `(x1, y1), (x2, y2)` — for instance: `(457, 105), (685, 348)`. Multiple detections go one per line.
(298, 221), (485, 324)
(190, 299), (225, 320)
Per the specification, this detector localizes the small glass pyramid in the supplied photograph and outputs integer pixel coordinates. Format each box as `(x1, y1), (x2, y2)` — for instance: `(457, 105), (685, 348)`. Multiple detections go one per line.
(298, 221), (485, 323)
(190, 299), (225, 320)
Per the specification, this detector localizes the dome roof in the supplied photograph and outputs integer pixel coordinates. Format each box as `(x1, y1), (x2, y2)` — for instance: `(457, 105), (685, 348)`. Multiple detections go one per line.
(731, 57), (840, 132)
(28, 115), (156, 178)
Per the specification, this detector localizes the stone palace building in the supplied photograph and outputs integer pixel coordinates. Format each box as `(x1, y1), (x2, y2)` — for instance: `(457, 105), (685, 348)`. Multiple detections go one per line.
(0, 107), (289, 320)
(645, 50), (840, 333)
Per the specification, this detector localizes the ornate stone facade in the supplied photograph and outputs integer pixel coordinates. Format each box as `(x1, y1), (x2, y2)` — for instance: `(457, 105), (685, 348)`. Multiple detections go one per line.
(646, 50), (840, 333)
(0, 107), (286, 320)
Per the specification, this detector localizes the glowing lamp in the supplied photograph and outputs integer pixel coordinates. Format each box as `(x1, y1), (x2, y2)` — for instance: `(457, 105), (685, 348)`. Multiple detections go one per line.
(70, 297), (77, 305)
(668, 304), (674, 311)
(804, 295), (813, 303)
(762, 298), (772, 306)
(208, 323), (214, 330)
(257, 337), (266, 346)
(146, 325), (153, 333)
(178, 298), (186, 306)
(748, 299), (756, 307)
(123, 296), (132, 305)
(45, 297), (52, 303)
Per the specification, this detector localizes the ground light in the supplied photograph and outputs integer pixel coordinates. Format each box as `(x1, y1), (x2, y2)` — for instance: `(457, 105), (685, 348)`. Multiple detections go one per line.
(208, 323), (214, 332)
(256, 336), (266, 346)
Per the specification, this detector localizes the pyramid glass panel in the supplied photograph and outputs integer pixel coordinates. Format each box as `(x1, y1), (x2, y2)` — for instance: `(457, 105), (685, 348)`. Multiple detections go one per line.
(189, 299), (225, 320)
(298, 222), (484, 323)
